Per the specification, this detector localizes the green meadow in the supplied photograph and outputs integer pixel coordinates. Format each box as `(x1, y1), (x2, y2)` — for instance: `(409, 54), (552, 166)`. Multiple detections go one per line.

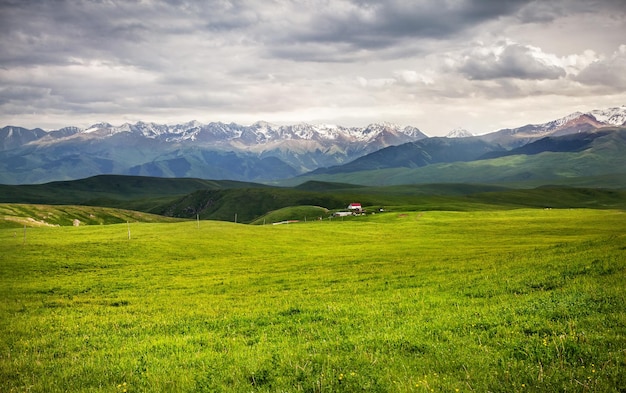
(1, 209), (625, 392)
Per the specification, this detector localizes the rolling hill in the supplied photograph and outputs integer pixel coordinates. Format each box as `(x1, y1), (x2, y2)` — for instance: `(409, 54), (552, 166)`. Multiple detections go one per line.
(0, 203), (185, 229)
(2, 175), (625, 225)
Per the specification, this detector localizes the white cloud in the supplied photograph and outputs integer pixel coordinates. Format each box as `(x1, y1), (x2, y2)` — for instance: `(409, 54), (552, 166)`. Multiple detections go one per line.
(394, 70), (434, 85)
(574, 45), (626, 89)
(455, 41), (566, 80)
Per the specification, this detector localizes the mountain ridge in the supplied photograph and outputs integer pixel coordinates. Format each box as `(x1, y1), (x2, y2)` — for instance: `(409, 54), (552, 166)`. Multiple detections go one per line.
(1, 106), (625, 185)
(292, 128), (626, 188)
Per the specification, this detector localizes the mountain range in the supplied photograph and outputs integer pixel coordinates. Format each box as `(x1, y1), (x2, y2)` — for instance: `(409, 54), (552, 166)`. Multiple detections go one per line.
(0, 105), (625, 185)
(0, 121), (426, 184)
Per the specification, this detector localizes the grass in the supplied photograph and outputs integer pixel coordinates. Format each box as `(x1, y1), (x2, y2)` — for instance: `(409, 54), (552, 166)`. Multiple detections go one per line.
(1, 208), (625, 392)
(250, 205), (329, 224)
(0, 203), (185, 229)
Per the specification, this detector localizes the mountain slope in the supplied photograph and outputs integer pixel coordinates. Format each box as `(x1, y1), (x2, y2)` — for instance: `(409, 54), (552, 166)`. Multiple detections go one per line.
(480, 106), (626, 148)
(480, 129), (614, 159)
(292, 129), (626, 187)
(310, 137), (504, 175)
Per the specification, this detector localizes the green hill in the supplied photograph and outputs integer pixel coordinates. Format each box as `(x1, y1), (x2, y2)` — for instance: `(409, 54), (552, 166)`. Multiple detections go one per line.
(152, 188), (351, 223)
(0, 175), (270, 206)
(250, 205), (329, 225)
(0, 203), (185, 228)
(1, 175), (625, 226)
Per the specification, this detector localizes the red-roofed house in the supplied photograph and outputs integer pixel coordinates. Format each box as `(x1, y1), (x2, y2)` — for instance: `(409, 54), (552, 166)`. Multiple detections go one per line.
(347, 203), (362, 212)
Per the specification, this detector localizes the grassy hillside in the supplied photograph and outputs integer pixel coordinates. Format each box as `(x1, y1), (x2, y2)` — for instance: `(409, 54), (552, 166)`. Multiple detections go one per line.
(0, 203), (186, 229)
(0, 174), (269, 205)
(2, 175), (625, 225)
(189, 185), (626, 222)
(153, 188), (351, 223)
(250, 205), (329, 225)
(1, 209), (625, 392)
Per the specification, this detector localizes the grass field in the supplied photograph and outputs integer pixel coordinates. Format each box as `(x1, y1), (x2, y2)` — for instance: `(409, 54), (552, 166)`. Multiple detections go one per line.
(1, 208), (625, 392)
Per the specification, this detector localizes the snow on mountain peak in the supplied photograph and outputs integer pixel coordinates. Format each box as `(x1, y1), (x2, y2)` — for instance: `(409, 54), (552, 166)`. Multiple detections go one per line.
(587, 105), (626, 126)
(84, 122), (113, 133)
(445, 127), (474, 138)
(546, 111), (585, 129)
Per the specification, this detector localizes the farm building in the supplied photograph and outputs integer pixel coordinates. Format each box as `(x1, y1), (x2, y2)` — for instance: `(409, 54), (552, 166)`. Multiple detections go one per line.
(347, 203), (362, 212)
(332, 203), (365, 217)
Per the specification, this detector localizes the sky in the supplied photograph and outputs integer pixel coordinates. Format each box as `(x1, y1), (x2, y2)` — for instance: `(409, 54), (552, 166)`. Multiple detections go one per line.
(1, 0), (625, 136)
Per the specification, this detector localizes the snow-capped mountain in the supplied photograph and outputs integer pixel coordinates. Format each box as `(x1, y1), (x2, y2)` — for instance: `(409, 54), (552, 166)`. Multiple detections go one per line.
(482, 106), (626, 148)
(1, 106), (624, 185)
(32, 120), (427, 148)
(445, 128), (475, 138)
(588, 105), (626, 126)
(0, 121), (428, 184)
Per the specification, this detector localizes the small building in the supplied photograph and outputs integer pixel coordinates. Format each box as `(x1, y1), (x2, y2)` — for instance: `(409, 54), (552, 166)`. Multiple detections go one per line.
(347, 203), (362, 212)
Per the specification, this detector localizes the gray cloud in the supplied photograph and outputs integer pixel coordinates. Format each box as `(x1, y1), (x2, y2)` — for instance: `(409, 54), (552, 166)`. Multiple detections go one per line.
(458, 42), (566, 80)
(575, 45), (626, 90)
(264, 0), (534, 61)
(0, 0), (625, 135)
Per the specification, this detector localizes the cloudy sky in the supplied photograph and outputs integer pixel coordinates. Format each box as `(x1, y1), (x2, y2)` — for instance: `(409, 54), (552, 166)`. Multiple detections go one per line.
(1, 0), (625, 136)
